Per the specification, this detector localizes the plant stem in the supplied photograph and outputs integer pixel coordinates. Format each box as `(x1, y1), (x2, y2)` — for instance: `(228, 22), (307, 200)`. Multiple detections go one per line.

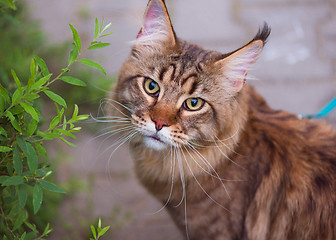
(45, 48), (88, 88)
(0, 207), (19, 239)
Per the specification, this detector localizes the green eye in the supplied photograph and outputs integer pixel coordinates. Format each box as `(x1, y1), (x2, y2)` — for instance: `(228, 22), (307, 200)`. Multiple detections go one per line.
(143, 78), (160, 96)
(184, 98), (204, 111)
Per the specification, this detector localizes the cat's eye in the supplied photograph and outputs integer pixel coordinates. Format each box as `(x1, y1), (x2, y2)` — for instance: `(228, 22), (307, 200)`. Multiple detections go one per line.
(143, 78), (160, 96)
(184, 98), (205, 111)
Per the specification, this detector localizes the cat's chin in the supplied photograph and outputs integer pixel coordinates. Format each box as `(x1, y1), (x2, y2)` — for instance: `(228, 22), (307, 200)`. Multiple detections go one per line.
(143, 136), (168, 151)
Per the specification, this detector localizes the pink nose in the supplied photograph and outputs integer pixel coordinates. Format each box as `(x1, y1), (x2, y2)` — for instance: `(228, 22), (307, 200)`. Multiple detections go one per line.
(153, 118), (168, 131)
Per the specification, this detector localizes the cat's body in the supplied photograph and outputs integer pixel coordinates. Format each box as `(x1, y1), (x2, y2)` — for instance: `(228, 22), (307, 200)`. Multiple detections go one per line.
(110, 0), (336, 239)
(131, 84), (336, 240)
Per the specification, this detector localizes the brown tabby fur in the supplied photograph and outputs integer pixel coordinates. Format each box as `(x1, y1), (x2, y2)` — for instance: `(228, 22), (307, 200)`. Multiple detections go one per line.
(109, 0), (336, 239)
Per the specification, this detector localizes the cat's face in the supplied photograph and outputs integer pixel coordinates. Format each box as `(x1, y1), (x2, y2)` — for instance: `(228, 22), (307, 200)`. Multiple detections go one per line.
(117, 48), (231, 151)
(112, 0), (269, 151)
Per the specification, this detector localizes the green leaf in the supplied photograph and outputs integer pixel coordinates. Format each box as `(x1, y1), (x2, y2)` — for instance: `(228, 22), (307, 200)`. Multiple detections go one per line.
(2, 176), (24, 186)
(35, 142), (47, 157)
(6, 162), (13, 175)
(36, 168), (52, 178)
(23, 93), (40, 101)
(25, 221), (37, 232)
(26, 119), (38, 137)
(0, 83), (10, 103)
(13, 219), (24, 232)
(91, 225), (97, 239)
(68, 43), (79, 65)
(56, 104), (64, 122)
(72, 104), (79, 119)
(41, 223), (52, 237)
(88, 43), (111, 50)
(33, 184), (43, 214)
(17, 136), (28, 155)
(40, 180), (66, 194)
(102, 22), (113, 33)
(13, 147), (22, 175)
(59, 76), (86, 86)
(94, 17), (99, 39)
(34, 56), (50, 76)
(43, 90), (67, 108)
(70, 127), (82, 132)
(99, 31), (115, 38)
(0, 176), (9, 184)
(0, 126), (7, 137)
(0, 146), (12, 152)
(28, 58), (36, 89)
(5, 111), (21, 132)
(59, 137), (76, 147)
(58, 129), (76, 139)
(18, 184), (27, 208)
(48, 116), (60, 130)
(78, 59), (106, 75)
(37, 130), (60, 140)
(31, 74), (52, 90)
(98, 226), (110, 237)
(11, 69), (21, 90)
(2, 0), (16, 10)
(69, 24), (81, 52)
(62, 116), (67, 130)
(20, 102), (39, 121)
(10, 105), (24, 115)
(100, 18), (104, 32)
(26, 142), (38, 172)
(0, 95), (5, 113)
(73, 114), (89, 122)
(20, 232), (26, 240)
(8, 200), (20, 218)
(98, 218), (101, 228)
(12, 88), (23, 105)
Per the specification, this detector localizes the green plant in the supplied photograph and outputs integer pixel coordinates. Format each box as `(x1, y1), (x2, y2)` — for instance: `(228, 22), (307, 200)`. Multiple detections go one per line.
(0, 0), (16, 11)
(0, 2), (43, 87)
(0, 14), (113, 239)
(90, 218), (110, 240)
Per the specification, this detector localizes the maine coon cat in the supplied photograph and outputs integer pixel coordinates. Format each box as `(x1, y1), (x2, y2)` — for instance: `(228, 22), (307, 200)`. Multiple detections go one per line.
(108, 0), (336, 239)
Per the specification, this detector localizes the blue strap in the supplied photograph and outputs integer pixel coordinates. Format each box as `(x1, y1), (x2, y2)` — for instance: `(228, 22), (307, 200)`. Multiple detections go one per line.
(301, 97), (336, 119)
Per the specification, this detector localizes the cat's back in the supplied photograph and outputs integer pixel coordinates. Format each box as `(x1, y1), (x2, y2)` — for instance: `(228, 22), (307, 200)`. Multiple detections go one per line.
(241, 85), (336, 240)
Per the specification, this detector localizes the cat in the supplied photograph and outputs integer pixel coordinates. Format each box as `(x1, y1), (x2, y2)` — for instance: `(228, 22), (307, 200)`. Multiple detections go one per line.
(108, 0), (336, 239)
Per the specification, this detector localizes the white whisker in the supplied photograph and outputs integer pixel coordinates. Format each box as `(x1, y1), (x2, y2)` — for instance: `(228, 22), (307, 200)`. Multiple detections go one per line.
(182, 146), (231, 213)
(185, 144), (231, 200)
(213, 138), (245, 170)
(184, 143), (241, 182)
(93, 126), (135, 144)
(106, 130), (138, 180)
(97, 129), (137, 162)
(148, 145), (176, 215)
(175, 146), (186, 208)
(102, 98), (134, 113)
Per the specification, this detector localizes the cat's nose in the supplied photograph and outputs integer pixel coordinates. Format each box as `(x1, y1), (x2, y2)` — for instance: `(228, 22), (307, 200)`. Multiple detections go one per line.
(153, 118), (168, 131)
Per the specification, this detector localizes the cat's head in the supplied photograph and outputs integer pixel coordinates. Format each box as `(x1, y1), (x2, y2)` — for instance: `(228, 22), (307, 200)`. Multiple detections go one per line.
(112, 0), (270, 151)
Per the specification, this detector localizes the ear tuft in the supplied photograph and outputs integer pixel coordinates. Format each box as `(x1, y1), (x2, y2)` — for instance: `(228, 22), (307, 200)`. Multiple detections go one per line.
(251, 22), (271, 45)
(135, 0), (176, 47)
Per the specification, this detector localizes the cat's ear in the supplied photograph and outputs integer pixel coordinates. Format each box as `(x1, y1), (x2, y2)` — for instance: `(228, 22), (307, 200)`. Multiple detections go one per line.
(219, 40), (264, 93)
(215, 24), (270, 93)
(135, 0), (177, 48)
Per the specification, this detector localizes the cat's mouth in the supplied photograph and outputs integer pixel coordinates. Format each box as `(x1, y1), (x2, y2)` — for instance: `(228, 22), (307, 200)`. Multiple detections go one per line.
(143, 134), (167, 150)
(150, 135), (162, 142)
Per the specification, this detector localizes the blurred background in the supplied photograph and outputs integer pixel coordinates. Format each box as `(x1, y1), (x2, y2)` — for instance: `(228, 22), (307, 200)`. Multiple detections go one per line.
(2, 0), (336, 239)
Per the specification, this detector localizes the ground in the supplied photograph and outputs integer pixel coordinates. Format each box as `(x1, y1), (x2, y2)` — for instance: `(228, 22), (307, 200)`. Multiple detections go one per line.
(27, 0), (336, 239)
